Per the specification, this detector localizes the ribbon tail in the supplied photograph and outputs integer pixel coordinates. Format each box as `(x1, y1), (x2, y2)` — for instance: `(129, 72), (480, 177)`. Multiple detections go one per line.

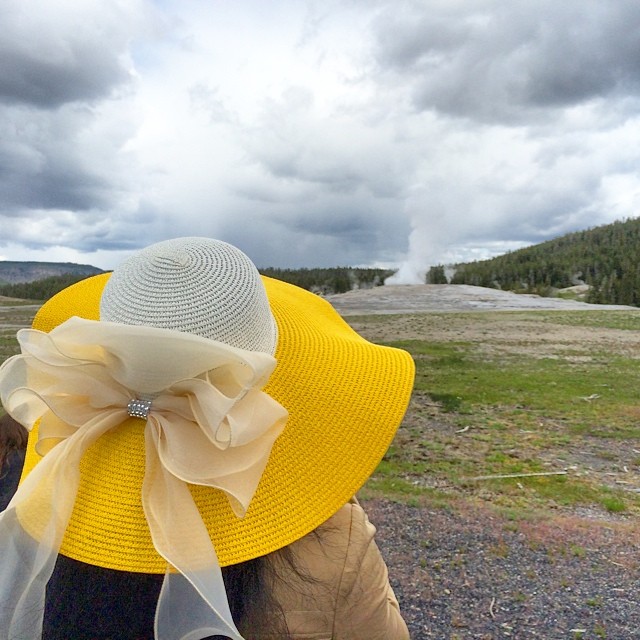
(0, 507), (56, 640)
(156, 570), (242, 640)
(0, 411), (124, 640)
(143, 422), (244, 640)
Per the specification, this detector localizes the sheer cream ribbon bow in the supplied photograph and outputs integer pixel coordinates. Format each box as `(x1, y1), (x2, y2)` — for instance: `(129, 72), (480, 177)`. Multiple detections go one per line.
(0, 316), (288, 640)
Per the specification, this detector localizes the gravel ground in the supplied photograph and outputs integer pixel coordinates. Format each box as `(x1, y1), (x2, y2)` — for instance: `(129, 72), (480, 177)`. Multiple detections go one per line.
(362, 497), (640, 640)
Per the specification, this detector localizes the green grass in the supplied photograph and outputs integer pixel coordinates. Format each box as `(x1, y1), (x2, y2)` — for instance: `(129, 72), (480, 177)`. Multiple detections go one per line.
(356, 310), (640, 518)
(386, 339), (640, 446)
(541, 310), (640, 331)
(0, 300), (38, 361)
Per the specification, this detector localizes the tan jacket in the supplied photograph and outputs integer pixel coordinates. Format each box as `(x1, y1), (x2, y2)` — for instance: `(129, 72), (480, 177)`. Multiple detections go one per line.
(261, 499), (410, 640)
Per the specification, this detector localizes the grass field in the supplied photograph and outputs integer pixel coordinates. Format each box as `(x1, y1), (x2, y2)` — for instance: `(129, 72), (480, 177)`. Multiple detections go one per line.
(349, 310), (640, 520)
(0, 299), (38, 370)
(2, 299), (640, 521)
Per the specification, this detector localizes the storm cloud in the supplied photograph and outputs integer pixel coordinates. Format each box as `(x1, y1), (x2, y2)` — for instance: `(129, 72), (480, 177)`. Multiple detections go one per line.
(372, 0), (640, 122)
(0, 0), (136, 108)
(1, 0), (639, 278)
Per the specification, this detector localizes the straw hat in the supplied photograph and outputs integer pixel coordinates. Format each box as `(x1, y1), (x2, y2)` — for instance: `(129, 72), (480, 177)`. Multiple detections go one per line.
(16, 237), (415, 571)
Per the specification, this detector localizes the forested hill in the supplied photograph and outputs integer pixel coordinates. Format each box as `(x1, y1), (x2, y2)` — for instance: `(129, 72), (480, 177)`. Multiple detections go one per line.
(259, 266), (393, 294)
(0, 263), (392, 302)
(439, 217), (640, 306)
(0, 262), (104, 301)
(0, 261), (103, 285)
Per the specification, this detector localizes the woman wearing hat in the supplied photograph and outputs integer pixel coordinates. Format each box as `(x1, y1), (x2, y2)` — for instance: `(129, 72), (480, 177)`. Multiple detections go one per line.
(0, 237), (414, 640)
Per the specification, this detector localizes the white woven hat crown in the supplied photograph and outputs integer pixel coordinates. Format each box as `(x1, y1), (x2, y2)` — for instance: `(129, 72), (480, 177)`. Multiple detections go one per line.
(100, 237), (277, 354)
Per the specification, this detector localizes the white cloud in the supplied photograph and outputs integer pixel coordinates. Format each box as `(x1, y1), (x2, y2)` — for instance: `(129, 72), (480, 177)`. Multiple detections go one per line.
(1, 0), (639, 278)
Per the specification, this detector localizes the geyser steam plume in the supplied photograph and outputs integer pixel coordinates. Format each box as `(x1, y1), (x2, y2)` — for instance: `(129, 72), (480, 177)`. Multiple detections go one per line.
(385, 258), (426, 285)
(385, 193), (448, 285)
(384, 178), (478, 286)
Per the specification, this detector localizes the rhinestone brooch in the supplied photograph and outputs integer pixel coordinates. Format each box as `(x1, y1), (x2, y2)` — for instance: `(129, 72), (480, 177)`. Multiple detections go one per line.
(127, 398), (153, 419)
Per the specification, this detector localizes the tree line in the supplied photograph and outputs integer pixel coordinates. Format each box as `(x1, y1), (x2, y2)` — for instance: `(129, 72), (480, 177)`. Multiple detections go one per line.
(259, 267), (393, 294)
(432, 217), (640, 306)
(0, 274), (94, 301)
(0, 267), (394, 302)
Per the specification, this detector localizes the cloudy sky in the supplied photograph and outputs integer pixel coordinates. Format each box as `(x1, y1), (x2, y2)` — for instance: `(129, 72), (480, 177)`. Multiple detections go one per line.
(2, 0), (639, 281)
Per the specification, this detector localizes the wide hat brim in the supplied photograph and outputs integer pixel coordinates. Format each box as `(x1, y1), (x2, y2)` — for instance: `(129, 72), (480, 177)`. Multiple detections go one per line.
(20, 273), (414, 571)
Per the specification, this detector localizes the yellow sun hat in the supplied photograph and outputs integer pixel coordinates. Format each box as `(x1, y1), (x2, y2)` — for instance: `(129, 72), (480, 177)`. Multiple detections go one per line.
(18, 239), (415, 572)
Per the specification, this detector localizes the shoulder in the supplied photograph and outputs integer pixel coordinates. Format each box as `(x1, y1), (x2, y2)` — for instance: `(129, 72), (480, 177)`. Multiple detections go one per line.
(288, 498), (375, 571)
(269, 498), (375, 591)
(266, 500), (409, 639)
(317, 497), (376, 562)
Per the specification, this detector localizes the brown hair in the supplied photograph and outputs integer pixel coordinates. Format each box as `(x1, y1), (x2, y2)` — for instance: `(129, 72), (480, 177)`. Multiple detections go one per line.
(0, 413), (28, 474)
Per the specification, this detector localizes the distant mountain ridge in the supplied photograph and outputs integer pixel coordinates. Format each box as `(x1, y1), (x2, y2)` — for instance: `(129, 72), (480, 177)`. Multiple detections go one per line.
(0, 261), (104, 285)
